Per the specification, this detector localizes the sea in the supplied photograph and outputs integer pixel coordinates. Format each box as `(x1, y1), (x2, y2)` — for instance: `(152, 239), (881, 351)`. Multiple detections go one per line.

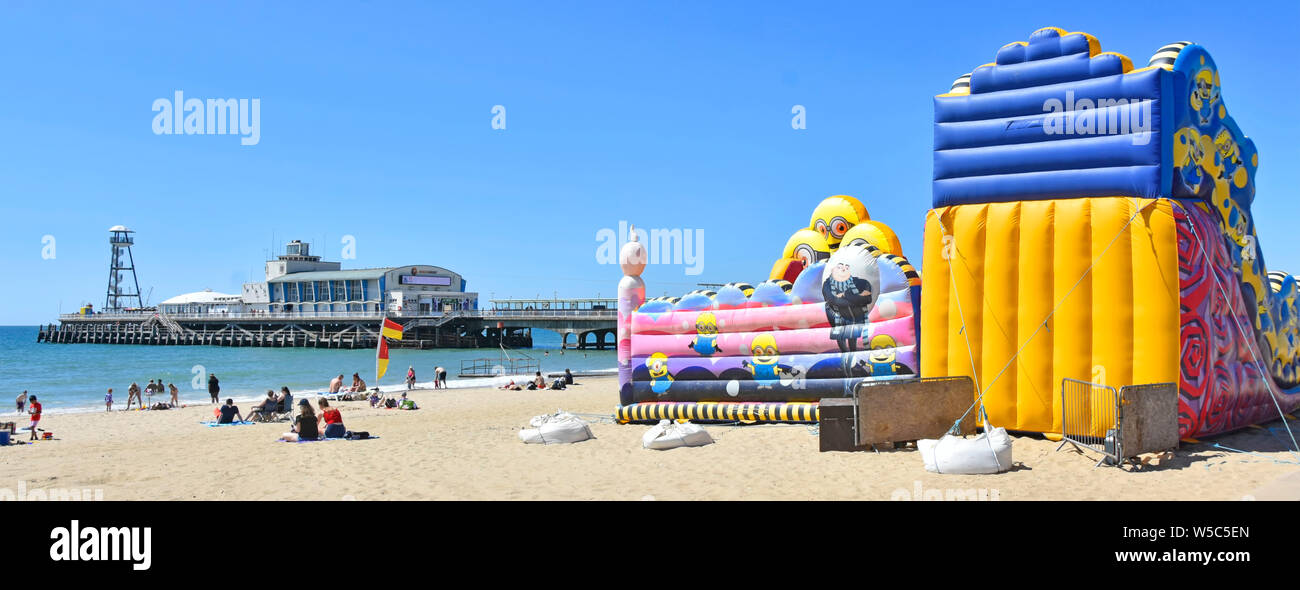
(0, 326), (617, 414)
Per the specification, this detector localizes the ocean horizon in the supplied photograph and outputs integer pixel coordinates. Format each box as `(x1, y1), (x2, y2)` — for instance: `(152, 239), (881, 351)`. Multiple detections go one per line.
(1, 325), (617, 415)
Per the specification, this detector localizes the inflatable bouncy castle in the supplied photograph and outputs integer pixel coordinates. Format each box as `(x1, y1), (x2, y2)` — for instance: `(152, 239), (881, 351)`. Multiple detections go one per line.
(616, 197), (921, 423)
(921, 28), (1300, 438)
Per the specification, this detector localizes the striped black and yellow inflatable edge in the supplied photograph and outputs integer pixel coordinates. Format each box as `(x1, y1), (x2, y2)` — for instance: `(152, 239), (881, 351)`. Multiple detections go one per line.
(1147, 41), (1192, 70)
(617, 401), (819, 424)
(861, 243), (922, 287)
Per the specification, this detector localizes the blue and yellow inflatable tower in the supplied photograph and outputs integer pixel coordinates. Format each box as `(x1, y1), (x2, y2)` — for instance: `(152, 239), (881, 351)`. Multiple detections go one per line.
(921, 28), (1300, 438)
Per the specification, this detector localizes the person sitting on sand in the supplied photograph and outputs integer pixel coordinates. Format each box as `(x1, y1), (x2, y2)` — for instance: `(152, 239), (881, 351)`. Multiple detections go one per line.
(398, 392), (418, 410)
(329, 374), (344, 394)
(532, 372), (546, 390)
(350, 373), (367, 393)
(217, 399), (244, 424)
(368, 390), (381, 408)
(317, 398), (346, 438)
(168, 383), (179, 408)
(280, 399), (319, 442)
(564, 369), (574, 386)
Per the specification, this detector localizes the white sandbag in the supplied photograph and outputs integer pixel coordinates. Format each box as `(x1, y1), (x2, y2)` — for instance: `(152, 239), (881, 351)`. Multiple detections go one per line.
(520, 411), (592, 444)
(529, 410), (578, 428)
(642, 419), (713, 450)
(918, 427), (1013, 474)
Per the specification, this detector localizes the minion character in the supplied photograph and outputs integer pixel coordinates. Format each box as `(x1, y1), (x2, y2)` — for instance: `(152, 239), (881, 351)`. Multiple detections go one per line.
(854, 334), (914, 377)
(1189, 67), (1220, 127)
(741, 334), (788, 389)
(1214, 129), (1249, 190)
(809, 195), (869, 251)
(688, 312), (723, 356)
(840, 220), (903, 256)
(1174, 127), (1206, 195)
(646, 352), (674, 395)
(769, 229), (831, 282)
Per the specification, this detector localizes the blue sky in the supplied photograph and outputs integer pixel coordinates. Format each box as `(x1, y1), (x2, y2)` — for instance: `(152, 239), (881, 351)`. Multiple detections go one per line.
(2, 0), (1298, 324)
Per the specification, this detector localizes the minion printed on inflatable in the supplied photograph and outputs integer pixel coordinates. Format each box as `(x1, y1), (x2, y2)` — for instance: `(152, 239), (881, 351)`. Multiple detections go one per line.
(688, 312), (723, 356)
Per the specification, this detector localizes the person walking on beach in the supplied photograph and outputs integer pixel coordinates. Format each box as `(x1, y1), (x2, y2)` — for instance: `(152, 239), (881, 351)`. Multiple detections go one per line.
(27, 395), (41, 441)
(168, 383), (179, 408)
(105, 388), (113, 412)
(208, 374), (220, 404)
(16, 391), (26, 414)
(406, 366), (416, 390)
(126, 382), (141, 410)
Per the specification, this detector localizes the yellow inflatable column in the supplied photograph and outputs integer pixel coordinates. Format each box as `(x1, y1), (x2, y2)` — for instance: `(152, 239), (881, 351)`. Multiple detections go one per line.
(980, 202), (1021, 427)
(921, 210), (952, 378)
(1015, 200), (1057, 430)
(1130, 201), (1181, 388)
(1049, 199), (1094, 433)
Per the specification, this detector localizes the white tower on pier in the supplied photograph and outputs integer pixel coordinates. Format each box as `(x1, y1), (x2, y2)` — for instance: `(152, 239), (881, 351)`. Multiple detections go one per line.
(106, 225), (144, 310)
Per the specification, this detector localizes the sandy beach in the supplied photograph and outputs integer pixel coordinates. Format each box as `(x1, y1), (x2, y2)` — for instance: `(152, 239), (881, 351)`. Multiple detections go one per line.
(3, 375), (1298, 501)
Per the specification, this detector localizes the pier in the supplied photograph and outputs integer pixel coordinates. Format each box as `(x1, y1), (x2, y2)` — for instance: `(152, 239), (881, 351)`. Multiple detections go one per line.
(38, 299), (618, 350)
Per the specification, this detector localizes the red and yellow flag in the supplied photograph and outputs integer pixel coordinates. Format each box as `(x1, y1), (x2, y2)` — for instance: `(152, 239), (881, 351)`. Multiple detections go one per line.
(381, 318), (404, 341)
(376, 337), (390, 381)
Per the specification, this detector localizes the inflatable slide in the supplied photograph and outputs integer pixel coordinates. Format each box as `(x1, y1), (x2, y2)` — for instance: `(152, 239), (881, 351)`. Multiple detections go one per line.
(616, 197), (922, 423)
(921, 27), (1300, 438)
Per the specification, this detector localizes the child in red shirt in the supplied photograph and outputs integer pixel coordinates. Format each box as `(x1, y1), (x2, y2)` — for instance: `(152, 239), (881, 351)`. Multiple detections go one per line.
(28, 395), (42, 441)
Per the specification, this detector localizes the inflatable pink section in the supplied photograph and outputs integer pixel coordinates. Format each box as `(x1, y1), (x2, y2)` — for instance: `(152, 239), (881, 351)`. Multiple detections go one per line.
(631, 295), (913, 336)
(632, 303), (830, 336)
(630, 315), (917, 359)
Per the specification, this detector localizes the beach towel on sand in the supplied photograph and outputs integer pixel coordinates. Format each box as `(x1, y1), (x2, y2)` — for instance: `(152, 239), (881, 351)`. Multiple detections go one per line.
(201, 421), (257, 427)
(282, 435), (379, 444)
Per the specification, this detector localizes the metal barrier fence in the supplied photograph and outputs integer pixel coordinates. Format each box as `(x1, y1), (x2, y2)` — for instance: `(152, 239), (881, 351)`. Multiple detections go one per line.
(1056, 378), (1121, 467)
(459, 357), (540, 378)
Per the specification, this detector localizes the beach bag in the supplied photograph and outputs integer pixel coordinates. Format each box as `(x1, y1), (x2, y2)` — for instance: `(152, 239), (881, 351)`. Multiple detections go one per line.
(384, 398), (397, 409)
(642, 420), (713, 450)
(519, 412), (592, 444)
(345, 431), (370, 440)
(918, 427), (1013, 474)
